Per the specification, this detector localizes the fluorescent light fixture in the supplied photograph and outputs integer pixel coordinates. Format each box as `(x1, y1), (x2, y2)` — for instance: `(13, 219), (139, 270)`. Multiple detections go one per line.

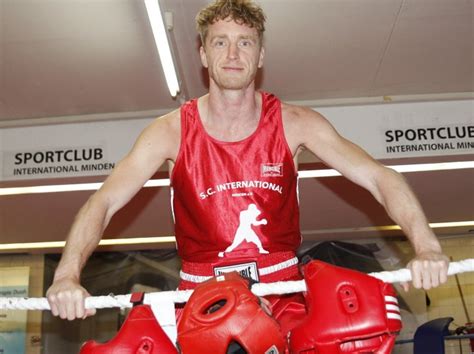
(144, 0), (180, 97)
(0, 236), (176, 251)
(1, 161), (472, 196)
(298, 160), (474, 178)
(1, 222), (472, 251)
(0, 179), (171, 196)
(301, 220), (474, 235)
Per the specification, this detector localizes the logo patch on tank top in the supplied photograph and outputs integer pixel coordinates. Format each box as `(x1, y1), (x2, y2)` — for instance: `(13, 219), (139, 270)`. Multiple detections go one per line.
(214, 262), (259, 282)
(261, 163), (283, 177)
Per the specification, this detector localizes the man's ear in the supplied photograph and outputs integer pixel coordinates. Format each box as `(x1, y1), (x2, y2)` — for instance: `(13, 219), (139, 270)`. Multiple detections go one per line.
(257, 46), (265, 68)
(200, 46), (209, 68)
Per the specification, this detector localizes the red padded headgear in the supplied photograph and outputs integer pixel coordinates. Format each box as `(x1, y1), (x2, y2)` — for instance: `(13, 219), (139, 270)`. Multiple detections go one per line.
(289, 260), (402, 354)
(80, 299), (177, 354)
(177, 272), (286, 354)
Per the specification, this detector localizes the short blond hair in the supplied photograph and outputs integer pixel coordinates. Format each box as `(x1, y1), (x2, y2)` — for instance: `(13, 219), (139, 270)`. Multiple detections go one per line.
(196, 0), (266, 45)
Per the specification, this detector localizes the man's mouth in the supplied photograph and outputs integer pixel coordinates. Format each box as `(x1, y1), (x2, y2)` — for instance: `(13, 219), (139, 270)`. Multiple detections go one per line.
(222, 66), (244, 71)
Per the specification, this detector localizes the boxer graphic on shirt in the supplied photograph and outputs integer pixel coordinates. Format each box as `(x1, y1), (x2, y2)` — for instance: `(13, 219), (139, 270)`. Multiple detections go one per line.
(218, 203), (269, 257)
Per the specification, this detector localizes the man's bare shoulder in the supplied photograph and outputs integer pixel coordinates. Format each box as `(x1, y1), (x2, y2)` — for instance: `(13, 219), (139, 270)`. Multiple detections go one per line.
(148, 108), (181, 134)
(281, 102), (326, 124)
(281, 102), (333, 146)
(132, 108), (181, 162)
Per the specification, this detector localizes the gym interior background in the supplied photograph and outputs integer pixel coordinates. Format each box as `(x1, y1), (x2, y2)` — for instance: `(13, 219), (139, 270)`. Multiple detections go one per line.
(1, 0), (473, 353)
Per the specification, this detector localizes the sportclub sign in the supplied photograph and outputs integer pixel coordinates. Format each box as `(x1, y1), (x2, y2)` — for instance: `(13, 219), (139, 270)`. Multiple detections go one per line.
(1, 99), (472, 182)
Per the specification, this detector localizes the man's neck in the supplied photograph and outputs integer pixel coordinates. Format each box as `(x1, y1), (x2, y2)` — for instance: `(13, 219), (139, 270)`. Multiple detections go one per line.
(209, 85), (259, 119)
(198, 85), (262, 141)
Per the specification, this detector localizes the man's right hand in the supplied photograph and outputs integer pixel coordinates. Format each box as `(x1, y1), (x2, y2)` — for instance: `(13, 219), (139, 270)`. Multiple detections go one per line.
(46, 278), (96, 320)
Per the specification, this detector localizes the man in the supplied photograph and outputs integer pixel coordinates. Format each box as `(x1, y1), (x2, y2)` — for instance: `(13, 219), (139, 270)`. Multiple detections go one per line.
(47, 0), (449, 330)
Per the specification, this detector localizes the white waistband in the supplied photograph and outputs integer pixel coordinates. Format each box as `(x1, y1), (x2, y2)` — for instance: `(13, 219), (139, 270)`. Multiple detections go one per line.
(179, 257), (299, 283)
(179, 272), (212, 283)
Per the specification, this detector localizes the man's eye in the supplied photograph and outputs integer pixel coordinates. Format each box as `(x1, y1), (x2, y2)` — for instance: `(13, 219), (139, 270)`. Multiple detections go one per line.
(215, 40), (225, 47)
(240, 40), (251, 47)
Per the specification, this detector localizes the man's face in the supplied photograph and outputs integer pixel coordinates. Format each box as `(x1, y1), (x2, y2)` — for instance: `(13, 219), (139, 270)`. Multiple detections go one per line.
(200, 18), (264, 90)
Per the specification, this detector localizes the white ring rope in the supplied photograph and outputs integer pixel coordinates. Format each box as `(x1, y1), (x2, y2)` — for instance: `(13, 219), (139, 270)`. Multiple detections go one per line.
(1, 258), (472, 311)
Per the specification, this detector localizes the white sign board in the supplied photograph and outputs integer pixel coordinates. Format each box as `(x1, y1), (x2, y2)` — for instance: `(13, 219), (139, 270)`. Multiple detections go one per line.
(318, 99), (473, 159)
(1, 118), (150, 181)
(1, 100), (472, 182)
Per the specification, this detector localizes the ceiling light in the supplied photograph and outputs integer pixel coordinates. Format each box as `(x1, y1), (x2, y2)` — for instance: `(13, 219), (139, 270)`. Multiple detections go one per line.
(1, 161), (472, 196)
(301, 220), (474, 235)
(297, 160), (474, 178)
(2, 222), (472, 251)
(0, 179), (171, 196)
(144, 0), (180, 97)
(0, 236), (176, 251)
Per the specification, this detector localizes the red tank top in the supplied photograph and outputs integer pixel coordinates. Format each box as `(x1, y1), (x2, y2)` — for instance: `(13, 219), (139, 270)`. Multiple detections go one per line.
(171, 92), (301, 262)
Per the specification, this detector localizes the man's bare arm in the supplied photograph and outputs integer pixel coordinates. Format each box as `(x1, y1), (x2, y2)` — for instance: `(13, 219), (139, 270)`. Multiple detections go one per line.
(46, 111), (180, 320)
(284, 105), (449, 289)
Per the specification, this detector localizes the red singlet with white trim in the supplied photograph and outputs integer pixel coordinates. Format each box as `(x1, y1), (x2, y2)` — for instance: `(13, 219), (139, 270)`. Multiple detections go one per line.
(171, 92), (301, 263)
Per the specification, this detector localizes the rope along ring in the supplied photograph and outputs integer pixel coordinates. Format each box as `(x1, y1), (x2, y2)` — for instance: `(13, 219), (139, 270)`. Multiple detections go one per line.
(1, 258), (472, 311)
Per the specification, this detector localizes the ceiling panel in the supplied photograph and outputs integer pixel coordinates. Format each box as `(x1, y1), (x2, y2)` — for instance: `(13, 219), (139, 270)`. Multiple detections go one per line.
(1, 0), (472, 122)
(374, 0), (473, 95)
(0, 0), (180, 121)
(260, 0), (404, 100)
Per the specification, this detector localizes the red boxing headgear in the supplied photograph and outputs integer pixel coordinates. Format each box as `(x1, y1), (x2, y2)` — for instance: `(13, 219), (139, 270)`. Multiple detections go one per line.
(80, 300), (177, 354)
(177, 272), (286, 354)
(289, 260), (402, 354)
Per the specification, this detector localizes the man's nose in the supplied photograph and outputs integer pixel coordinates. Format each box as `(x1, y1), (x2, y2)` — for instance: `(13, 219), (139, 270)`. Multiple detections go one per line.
(227, 42), (239, 60)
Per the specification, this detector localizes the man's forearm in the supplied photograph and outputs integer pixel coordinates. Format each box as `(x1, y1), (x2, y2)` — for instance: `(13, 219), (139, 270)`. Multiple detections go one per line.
(54, 196), (109, 281)
(374, 168), (442, 254)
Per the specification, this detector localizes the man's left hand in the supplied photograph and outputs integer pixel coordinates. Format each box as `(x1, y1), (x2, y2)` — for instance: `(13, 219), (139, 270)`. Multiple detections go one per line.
(404, 252), (449, 291)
